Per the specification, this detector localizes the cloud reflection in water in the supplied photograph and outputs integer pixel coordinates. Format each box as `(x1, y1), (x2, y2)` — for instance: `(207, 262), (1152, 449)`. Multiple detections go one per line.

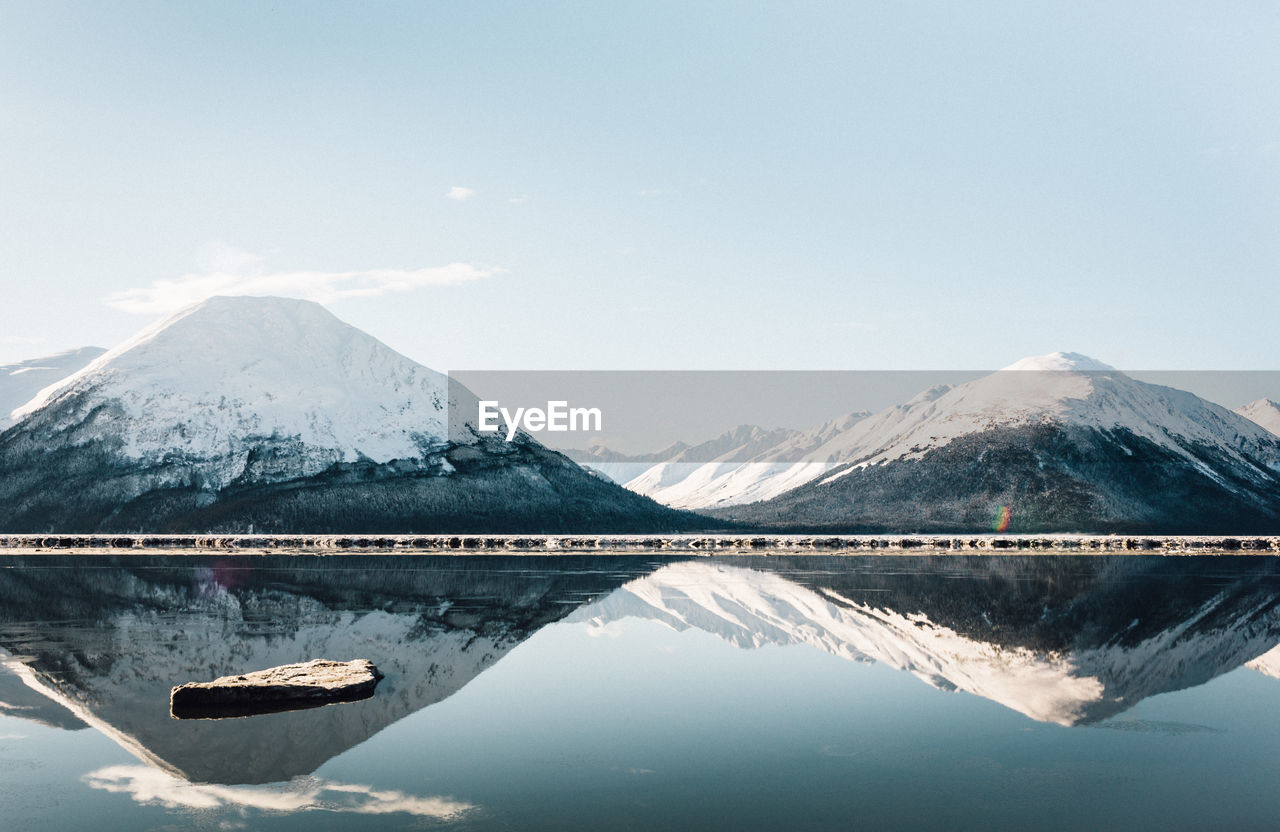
(83, 765), (476, 820)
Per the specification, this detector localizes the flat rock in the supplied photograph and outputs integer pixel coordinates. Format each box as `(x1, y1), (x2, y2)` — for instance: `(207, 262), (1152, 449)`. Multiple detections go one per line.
(171, 659), (383, 719)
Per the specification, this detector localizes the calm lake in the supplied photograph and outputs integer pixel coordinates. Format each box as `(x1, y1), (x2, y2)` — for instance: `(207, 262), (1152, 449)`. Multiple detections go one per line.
(3, 554), (1280, 831)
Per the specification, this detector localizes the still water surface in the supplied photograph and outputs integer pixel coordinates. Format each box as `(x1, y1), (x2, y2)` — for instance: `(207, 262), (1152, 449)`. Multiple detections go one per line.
(2, 554), (1280, 830)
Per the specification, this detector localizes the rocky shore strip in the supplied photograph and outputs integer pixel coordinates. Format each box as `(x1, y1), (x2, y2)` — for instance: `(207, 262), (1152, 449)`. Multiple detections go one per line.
(3, 533), (1280, 554)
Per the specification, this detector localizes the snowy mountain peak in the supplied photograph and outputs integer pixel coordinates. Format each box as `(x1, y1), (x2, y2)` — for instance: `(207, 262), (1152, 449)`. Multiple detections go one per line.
(1237, 398), (1280, 438)
(1000, 352), (1115, 373)
(18, 296), (379, 416)
(904, 383), (953, 406)
(9, 295), (453, 489)
(811, 355), (1280, 482)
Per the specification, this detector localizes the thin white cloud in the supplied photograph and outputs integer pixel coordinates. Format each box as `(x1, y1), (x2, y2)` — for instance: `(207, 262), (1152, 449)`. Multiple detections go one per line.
(445, 186), (476, 201)
(507, 195), (528, 204)
(84, 765), (476, 819)
(0, 335), (44, 346)
(102, 245), (500, 315)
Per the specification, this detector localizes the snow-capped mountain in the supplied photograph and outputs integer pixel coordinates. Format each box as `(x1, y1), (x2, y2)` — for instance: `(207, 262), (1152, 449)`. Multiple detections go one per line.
(574, 439), (692, 464)
(810, 352), (1279, 473)
(0, 296), (694, 533)
(713, 352), (1280, 532)
(0, 346), (104, 430)
(572, 558), (1280, 725)
(10, 297), (457, 487)
(563, 439), (696, 485)
(616, 413), (873, 509)
(1237, 398), (1280, 437)
(611, 424), (804, 502)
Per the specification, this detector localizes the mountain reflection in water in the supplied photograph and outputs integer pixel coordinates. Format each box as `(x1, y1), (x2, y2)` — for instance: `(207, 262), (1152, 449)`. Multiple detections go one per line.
(574, 557), (1280, 725)
(1, 553), (1280, 810)
(0, 555), (661, 785)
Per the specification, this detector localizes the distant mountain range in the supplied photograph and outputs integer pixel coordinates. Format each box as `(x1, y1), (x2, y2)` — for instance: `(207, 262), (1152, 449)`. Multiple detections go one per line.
(565, 422), (847, 506)
(2, 298), (1279, 533)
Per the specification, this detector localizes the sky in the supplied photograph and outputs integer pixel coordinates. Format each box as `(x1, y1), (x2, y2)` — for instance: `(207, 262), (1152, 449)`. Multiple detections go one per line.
(2, 1), (1279, 370)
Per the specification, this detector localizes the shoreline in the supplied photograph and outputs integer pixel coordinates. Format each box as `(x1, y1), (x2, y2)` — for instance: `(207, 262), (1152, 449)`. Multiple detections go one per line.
(2, 533), (1279, 555)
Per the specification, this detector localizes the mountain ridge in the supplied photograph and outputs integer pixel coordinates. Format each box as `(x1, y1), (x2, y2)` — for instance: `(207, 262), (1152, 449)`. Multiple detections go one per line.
(1, 346), (106, 430)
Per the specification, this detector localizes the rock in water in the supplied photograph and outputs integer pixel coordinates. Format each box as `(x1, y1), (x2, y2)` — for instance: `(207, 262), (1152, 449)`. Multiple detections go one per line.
(170, 659), (383, 719)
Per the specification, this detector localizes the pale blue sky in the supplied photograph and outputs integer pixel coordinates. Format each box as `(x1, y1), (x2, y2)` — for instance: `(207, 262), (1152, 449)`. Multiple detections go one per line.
(2, 1), (1278, 369)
